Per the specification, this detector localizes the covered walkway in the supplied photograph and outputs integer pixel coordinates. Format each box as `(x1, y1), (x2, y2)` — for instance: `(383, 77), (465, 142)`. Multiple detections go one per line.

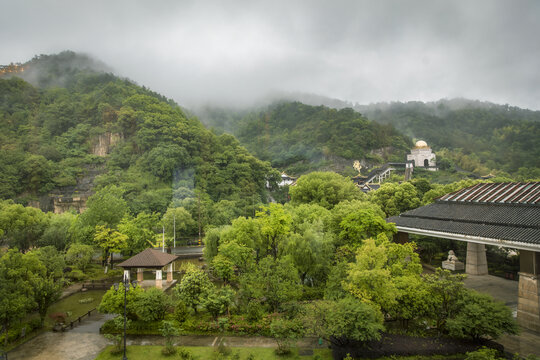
(388, 182), (540, 332)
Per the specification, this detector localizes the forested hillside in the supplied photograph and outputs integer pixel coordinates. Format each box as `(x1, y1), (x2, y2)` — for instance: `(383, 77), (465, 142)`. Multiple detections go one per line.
(0, 52), (278, 223)
(198, 102), (411, 175)
(358, 100), (540, 177)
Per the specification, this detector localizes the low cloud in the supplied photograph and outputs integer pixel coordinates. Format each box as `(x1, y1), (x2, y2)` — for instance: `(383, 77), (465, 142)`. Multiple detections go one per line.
(1, 0), (539, 109)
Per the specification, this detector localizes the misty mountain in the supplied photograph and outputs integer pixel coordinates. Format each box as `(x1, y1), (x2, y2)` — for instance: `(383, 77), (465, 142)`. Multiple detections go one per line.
(357, 100), (540, 175)
(0, 52), (277, 216)
(197, 101), (411, 175)
(196, 95), (539, 177)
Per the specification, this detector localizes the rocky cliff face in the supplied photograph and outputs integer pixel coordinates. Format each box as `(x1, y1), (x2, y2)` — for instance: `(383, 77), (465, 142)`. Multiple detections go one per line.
(92, 132), (123, 156)
(48, 163), (106, 214)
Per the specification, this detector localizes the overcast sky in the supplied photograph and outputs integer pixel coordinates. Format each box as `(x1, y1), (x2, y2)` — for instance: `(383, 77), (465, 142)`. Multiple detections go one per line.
(1, 0), (539, 109)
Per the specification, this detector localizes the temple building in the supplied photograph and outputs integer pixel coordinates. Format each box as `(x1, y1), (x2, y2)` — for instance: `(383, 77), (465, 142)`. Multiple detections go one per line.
(407, 140), (437, 170)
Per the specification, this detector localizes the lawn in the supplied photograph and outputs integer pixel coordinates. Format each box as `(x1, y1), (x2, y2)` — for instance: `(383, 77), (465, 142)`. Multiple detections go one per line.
(95, 345), (333, 359)
(45, 289), (106, 326)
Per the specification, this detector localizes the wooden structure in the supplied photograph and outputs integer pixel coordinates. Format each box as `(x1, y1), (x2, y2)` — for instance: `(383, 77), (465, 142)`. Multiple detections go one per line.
(118, 248), (178, 289)
(387, 182), (540, 332)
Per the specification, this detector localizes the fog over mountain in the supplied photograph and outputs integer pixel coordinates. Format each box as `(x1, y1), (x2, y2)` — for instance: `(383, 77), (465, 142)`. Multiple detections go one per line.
(1, 0), (539, 110)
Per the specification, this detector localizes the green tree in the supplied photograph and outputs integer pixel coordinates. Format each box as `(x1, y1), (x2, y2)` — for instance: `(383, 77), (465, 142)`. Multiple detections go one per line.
(118, 212), (159, 254)
(369, 182), (421, 217)
(283, 222), (333, 285)
(174, 268), (213, 313)
(132, 287), (170, 322)
(211, 254), (235, 284)
(327, 200), (385, 239)
(390, 275), (432, 328)
(219, 216), (262, 259)
(65, 243), (95, 271)
(0, 250), (36, 348)
(79, 185), (128, 229)
(290, 172), (364, 209)
(270, 318), (305, 355)
(308, 297), (384, 347)
(446, 290), (518, 340)
(239, 255), (301, 312)
(32, 272), (62, 327)
(160, 320), (179, 355)
(32, 245), (65, 279)
(98, 283), (144, 319)
(338, 208), (397, 247)
(324, 262), (349, 301)
(93, 225), (128, 273)
(424, 268), (467, 332)
(0, 201), (47, 252)
(203, 286), (235, 320)
(344, 239), (422, 313)
(162, 207), (195, 246)
(256, 203), (292, 259)
(39, 212), (76, 251)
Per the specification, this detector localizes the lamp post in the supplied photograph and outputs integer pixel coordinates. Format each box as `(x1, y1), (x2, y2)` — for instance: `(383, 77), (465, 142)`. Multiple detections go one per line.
(122, 274), (129, 360)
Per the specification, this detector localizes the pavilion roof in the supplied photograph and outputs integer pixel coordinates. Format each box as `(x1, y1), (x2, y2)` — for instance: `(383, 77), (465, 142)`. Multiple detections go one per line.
(118, 248), (178, 269)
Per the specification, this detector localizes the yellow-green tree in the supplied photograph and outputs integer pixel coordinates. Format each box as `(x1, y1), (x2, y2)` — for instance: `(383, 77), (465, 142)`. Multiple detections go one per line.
(93, 225), (128, 273)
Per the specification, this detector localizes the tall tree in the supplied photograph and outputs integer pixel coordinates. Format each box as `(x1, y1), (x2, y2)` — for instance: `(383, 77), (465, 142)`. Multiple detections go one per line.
(0, 250), (36, 348)
(93, 225), (128, 273)
(256, 203), (292, 259)
(290, 172), (364, 209)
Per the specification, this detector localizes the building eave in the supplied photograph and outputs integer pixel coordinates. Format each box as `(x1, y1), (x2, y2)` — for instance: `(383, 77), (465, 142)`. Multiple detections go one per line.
(395, 225), (540, 252)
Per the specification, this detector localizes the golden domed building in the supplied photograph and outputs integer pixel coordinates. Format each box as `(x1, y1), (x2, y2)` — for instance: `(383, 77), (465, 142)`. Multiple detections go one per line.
(407, 140), (437, 170)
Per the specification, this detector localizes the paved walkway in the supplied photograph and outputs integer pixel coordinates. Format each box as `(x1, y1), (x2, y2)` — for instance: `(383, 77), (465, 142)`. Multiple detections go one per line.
(7, 313), (113, 360)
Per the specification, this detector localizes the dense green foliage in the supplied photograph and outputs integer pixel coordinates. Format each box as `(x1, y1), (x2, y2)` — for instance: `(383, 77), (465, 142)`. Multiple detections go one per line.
(360, 99), (540, 176)
(199, 102), (411, 174)
(0, 248), (64, 346)
(0, 52), (278, 229)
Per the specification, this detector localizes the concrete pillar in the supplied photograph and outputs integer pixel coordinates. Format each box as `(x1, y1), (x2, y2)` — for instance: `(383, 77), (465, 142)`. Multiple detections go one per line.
(137, 268), (144, 283)
(466, 242), (488, 275)
(123, 269), (130, 282)
(517, 250), (540, 332)
(156, 270), (163, 289)
(394, 231), (409, 244)
(167, 263), (173, 282)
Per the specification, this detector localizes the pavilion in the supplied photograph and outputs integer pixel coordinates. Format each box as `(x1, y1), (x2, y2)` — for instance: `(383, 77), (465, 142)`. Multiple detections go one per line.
(118, 248), (178, 289)
(387, 182), (540, 332)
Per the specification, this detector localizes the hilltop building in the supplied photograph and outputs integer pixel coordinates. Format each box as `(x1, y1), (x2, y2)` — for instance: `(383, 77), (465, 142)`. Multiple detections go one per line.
(278, 172), (296, 187)
(407, 140), (437, 170)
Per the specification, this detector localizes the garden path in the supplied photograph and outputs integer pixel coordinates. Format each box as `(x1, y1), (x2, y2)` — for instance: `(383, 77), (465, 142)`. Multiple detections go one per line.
(7, 313), (113, 360)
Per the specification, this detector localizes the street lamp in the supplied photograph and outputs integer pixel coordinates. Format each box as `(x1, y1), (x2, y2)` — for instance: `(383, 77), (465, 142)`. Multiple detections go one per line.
(115, 274), (130, 360)
(122, 274), (131, 360)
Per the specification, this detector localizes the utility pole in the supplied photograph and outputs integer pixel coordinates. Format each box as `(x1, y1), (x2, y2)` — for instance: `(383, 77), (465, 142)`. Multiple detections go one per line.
(162, 225), (165, 253)
(173, 213), (176, 249)
(198, 192), (201, 246)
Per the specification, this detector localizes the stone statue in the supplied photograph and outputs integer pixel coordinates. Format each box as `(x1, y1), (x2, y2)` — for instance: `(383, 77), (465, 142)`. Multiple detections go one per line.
(442, 250), (464, 271)
(447, 250), (459, 262)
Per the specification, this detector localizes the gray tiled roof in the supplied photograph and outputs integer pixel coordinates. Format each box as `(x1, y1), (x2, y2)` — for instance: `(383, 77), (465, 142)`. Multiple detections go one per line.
(439, 182), (540, 204)
(387, 183), (540, 246)
(118, 248), (178, 268)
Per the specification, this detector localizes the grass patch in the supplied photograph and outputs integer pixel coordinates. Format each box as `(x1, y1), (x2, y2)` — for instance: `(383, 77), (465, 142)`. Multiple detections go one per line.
(95, 345), (333, 359)
(45, 289), (106, 326)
